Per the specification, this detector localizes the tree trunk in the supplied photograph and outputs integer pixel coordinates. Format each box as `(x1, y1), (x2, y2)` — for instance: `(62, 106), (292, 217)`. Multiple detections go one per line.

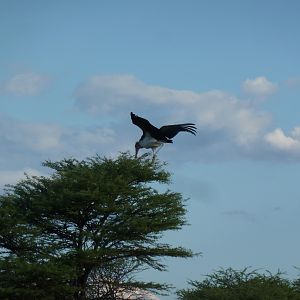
(73, 270), (90, 300)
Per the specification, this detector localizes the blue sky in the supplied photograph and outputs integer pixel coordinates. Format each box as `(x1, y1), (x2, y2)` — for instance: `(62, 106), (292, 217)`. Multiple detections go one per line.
(1, 1), (300, 299)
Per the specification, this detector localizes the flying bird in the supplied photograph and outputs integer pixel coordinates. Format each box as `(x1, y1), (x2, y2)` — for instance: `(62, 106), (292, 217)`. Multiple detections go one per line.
(131, 112), (196, 158)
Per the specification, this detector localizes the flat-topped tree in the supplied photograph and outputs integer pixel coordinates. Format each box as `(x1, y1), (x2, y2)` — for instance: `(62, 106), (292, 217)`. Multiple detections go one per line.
(0, 152), (193, 300)
(177, 268), (300, 300)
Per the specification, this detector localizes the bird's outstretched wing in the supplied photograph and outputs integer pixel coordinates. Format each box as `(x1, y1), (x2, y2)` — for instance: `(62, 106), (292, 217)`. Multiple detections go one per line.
(130, 112), (159, 134)
(159, 123), (197, 139)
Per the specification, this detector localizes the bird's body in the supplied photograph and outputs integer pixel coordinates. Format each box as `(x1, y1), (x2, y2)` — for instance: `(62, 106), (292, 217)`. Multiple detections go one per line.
(138, 132), (164, 149)
(130, 112), (196, 158)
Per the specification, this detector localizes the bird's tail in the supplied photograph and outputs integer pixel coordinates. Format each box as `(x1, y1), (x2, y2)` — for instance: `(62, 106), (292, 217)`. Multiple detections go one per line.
(179, 123), (197, 135)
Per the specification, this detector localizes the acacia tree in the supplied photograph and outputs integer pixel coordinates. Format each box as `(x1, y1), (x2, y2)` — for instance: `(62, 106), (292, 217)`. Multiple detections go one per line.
(86, 258), (160, 299)
(177, 267), (300, 300)
(0, 153), (193, 300)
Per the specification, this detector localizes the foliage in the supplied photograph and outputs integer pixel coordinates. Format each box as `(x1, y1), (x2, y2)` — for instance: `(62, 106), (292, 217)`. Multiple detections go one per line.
(0, 152), (193, 299)
(86, 258), (166, 300)
(177, 267), (300, 300)
(0, 257), (74, 299)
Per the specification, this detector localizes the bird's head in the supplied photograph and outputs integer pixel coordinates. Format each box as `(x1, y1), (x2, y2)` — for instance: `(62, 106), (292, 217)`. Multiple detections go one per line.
(135, 142), (142, 158)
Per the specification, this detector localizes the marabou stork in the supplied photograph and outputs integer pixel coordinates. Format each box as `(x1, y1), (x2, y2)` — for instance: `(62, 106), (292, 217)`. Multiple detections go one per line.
(131, 112), (196, 158)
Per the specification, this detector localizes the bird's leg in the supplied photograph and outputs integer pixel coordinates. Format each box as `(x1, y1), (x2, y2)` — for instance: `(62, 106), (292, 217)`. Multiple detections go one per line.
(151, 144), (164, 162)
(151, 148), (156, 162)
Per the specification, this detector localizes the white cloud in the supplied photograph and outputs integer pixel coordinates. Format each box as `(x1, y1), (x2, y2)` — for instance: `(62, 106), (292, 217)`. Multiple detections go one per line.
(75, 75), (176, 114)
(0, 118), (63, 152)
(264, 127), (300, 154)
(291, 127), (300, 139)
(0, 168), (43, 189)
(63, 127), (117, 156)
(1, 74), (298, 164)
(0, 115), (120, 189)
(1, 72), (50, 96)
(0, 116), (117, 163)
(25, 124), (63, 151)
(75, 75), (271, 150)
(242, 76), (278, 98)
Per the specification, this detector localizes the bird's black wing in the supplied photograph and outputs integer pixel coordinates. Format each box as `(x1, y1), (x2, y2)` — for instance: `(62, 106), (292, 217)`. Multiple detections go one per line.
(130, 112), (159, 135)
(159, 123), (197, 139)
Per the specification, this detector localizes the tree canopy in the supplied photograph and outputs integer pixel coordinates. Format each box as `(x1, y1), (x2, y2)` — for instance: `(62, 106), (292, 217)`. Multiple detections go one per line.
(177, 267), (300, 300)
(0, 153), (193, 300)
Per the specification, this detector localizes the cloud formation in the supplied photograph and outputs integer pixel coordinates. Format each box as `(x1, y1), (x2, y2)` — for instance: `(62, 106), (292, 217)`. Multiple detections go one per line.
(0, 72), (50, 96)
(264, 127), (300, 156)
(242, 76), (278, 98)
(75, 75), (271, 149)
(74, 74), (300, 161)
(0, 116), (117, 170)
(1, 73), (299, 184)
(0, 115), (119, 190)
(0, 168), (43, 189)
